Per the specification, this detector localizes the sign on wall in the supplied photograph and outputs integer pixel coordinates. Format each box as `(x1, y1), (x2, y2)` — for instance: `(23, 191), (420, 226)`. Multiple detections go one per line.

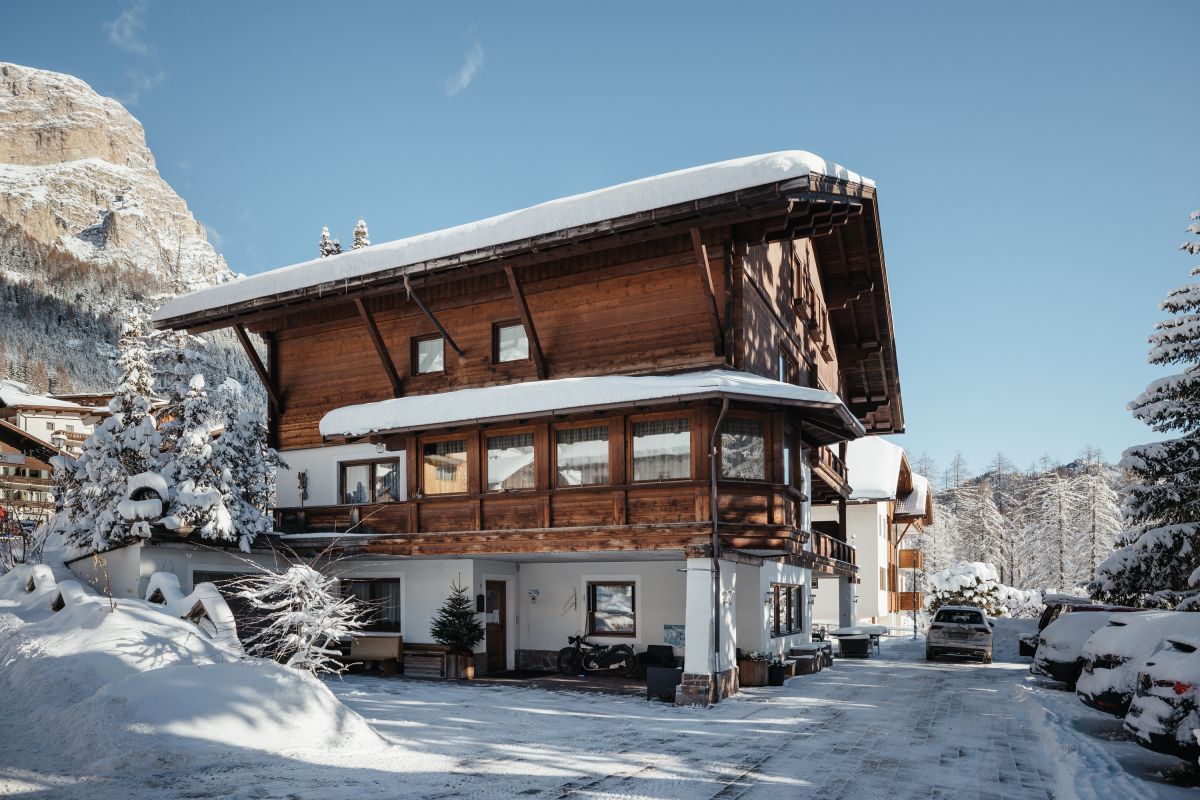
(663, 624), (685, 647)
(0, 453), (26, 466)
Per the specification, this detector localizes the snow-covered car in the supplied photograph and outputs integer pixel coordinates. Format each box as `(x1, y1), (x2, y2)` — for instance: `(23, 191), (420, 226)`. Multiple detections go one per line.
(926, 606), (993, 663)
(1032, 611), (1124, 687)
(1124, 633), (1200, 761)
(1018, 595), (1098, 657)
(1077, 611), (1188, 716)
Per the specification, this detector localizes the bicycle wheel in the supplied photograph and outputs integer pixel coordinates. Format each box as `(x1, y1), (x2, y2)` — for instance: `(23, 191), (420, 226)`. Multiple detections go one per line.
(610, 645), (637, 677)
(556, 647), (581, 675)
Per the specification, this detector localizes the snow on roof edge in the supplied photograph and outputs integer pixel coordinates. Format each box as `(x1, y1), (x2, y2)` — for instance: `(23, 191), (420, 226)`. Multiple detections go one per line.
(319, 369), (862, 440)
(155, 151), (874, 323)
(844, 436), (906, 501)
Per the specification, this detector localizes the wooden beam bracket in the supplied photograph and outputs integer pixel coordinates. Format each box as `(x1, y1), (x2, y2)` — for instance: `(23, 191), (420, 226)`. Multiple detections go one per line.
(504, 265), (547, 379)
(404, 275), (465, 357)
(689, 227), (725, 357)
(232, 323), (281, 412)
(354, 298), (403, 398)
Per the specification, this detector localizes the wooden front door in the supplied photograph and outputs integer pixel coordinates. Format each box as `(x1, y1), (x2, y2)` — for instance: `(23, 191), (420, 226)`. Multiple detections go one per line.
(485, 580), (507, 673)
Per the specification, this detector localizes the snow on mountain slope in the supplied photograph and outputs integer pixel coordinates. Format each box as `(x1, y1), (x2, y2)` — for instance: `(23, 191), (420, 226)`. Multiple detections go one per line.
(0, 62), (232, 290)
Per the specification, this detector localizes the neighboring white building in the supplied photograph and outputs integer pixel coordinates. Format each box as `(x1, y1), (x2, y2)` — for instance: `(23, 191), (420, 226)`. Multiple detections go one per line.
(812, 436), (933, 629)
(0, 379), (106, 456)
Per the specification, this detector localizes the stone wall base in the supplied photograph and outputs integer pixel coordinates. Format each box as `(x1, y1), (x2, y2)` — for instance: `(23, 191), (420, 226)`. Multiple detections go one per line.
(675, 667), (739, 706)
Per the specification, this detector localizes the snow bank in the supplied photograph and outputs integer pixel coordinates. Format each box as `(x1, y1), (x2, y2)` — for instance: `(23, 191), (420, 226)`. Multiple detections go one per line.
(0, 565), (383, 775)
(156, 150), (873, 322)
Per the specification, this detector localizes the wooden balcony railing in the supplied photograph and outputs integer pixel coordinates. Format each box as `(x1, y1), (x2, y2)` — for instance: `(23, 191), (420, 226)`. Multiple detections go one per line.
(898, 548), (924, 570)
(810, 529), (856, 566)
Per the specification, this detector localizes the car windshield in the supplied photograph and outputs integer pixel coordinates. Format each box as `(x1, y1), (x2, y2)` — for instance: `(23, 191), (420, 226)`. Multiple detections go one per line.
(935, 609), (984, 625)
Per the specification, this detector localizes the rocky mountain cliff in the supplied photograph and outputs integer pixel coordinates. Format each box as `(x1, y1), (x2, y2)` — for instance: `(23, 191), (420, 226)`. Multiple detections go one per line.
(0, 62), (252, 397)
(0, 62), (232, 290)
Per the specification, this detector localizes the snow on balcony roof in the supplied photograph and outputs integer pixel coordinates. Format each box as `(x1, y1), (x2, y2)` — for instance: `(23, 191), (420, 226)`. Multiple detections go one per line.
(845, 436), (906, 500)
(319, 369), (863, 440)
(0, 379), (88, 411)
(895, 473), (932, 520)
(154, 151), (872, 324)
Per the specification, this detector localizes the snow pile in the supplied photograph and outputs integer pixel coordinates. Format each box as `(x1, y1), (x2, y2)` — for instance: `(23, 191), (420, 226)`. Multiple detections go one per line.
(843, 436), (905, 500)
(0, 565), (383, 775)
(927, 561), (1039, 617)
(157, 150), (873, 322)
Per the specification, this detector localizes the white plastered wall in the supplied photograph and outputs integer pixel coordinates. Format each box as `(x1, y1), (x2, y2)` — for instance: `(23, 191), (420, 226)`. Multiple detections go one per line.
(275, 443), (407, 508)
(812, 501), (888, 624)
(734, 560), (810, 656)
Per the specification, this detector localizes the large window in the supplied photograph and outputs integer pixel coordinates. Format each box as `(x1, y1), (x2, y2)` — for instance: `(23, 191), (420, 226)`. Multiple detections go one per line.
(422, 438), (468, 494)
(771, 583), (804, 637)
(341, 460), (401, 504)
(414, 335), (445, 374)
(587, 581), (635, 636)
(556, 425), (609, 487)
(494, 322), (529, 363)
(720, 417), (765, 480)
(487, 432), (535, 491)
(632, 417), (690, 481)
(342, 579), (402, 631)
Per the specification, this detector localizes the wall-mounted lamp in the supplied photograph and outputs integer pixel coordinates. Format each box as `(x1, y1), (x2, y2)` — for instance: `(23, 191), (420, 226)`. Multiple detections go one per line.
(297, 470), (308, 502)
(528, 589), (540, 603)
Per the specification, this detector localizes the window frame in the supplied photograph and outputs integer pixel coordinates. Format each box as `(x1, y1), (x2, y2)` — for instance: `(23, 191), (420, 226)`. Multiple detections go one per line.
(339, 458), (403, 505)
(718, 412), (769, 483)
(492, 320), (531, 365)
(412, 333), (446, 375)
(418, 433), (471, 496)
(552, 419), (613, 489)
(770, 582), (804, 638)
(628, 410), (696, 484)
(484, 425), (538, 493)
(340, 577), (404, 633)
(586, 580), (637, 638)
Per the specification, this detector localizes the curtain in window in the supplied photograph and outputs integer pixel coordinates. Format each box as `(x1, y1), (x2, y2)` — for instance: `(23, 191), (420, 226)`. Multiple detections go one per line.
(487, 433), (535, 491)
(424, 440), (467, 494)
(632, 418), (690, 481)
(342, 464), (371, 504)
(721, 418), (765, 480)
(556, 426), (609, 486)
(373, 580), (402, 628)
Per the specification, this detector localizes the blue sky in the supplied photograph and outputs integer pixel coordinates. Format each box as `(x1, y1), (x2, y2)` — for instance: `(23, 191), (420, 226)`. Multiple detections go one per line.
(3, 1), (1197, 479)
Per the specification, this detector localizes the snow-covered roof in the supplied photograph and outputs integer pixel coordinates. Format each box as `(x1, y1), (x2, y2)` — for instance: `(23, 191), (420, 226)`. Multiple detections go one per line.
(154, 151), (873, 324)
(844, 436), (906, 500)
(895, 472), (933, 522)
(319, 369), (863, 441)
(0, 379), (89, 411)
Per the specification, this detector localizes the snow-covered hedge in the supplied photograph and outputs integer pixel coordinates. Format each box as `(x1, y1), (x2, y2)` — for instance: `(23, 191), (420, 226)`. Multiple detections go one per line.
(927, 561), (1043, 618)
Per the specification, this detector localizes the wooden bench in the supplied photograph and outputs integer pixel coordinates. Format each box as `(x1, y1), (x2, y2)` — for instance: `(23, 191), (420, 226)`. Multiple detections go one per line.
(348, 634), (403, 676)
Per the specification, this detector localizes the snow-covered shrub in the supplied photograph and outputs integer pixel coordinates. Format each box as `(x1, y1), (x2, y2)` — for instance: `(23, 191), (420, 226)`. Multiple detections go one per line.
(318, 226), (341, 257)
(1093, 211), (1200, 609)
(160, 374), (237, 544)
(231, 566), (366, 675)
(928, 562), (1013, 617)
(211, 379), (286, 548)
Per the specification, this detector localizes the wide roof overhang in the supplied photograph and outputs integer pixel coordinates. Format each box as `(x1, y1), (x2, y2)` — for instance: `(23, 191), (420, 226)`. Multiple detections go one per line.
(320, 369), (864, 446)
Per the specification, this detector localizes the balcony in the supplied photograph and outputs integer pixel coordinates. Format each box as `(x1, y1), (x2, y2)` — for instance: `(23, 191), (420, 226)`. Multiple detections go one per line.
(810, 446), (850, 502)
(898, 548), (924, 570)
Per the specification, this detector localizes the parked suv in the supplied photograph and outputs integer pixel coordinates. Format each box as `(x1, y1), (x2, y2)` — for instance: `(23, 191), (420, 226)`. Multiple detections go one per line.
(1018, 595), (1100, 657)
(927, 606), (993, 663)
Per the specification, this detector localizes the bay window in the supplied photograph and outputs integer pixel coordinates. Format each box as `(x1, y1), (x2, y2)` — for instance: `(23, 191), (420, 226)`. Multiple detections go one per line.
(632, 417), (690, 481)
(556, 425), (609, 487)
(487, 432), (535, 491)
(422, 438), (468, 494)
(720, 417), (765, 480)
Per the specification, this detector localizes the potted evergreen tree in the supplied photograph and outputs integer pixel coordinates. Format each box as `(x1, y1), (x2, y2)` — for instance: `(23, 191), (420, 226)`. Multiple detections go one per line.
(431, 580), (485, 679)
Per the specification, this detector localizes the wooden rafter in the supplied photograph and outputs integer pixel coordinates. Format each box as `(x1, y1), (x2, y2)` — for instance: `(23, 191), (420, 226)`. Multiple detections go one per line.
(689, 227), (725, 356)
(354, 298), (402, 397)
(232, 323), (281, 411)
(504, 265), (547, 379)
(403, 275), (465, 357)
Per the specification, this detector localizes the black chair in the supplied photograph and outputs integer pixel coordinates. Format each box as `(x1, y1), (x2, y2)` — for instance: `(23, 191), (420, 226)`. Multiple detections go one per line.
(646, 665), (683, 701)
(637, 644), (681, 677)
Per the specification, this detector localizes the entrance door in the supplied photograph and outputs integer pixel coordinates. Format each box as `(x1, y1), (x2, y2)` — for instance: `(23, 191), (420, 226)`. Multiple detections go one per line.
(485, 580), (507, 673)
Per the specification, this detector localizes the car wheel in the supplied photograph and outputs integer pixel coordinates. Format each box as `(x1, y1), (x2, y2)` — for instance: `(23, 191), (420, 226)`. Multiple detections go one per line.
(925, 649), (936, 661)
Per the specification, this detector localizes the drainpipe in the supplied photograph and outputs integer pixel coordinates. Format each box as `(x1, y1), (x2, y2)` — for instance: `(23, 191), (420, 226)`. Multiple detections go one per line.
(709, 398), (730, 688)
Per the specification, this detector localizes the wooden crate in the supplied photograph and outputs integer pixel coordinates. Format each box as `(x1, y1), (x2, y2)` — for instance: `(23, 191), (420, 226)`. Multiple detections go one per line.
(404, 652), (446, 678)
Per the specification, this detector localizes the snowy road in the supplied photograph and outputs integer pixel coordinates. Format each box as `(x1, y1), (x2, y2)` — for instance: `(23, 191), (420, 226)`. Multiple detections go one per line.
(4, 630), (1194, 799)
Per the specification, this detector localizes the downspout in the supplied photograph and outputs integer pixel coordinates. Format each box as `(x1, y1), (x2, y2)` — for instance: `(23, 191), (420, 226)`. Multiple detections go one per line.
(710, 398), (730, 686)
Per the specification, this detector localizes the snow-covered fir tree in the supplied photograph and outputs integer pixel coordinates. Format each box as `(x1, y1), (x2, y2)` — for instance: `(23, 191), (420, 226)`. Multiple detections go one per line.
(1073, 453), (1121, 578)
(231, 565), (366, 675)
(1094, 210), (1200, 608)
(60, 310), (163, 552)
(318, 226), (342, 258)
(159, 374), (236, 545)
(351, 219), (370, 250)
(210, 380), (286, 550)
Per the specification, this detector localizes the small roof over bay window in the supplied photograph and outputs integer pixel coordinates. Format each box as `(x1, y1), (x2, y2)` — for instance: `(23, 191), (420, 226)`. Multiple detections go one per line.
(319, 369), (863, 446)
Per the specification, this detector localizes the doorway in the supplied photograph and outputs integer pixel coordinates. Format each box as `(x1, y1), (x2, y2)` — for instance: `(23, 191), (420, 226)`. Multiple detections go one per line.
(485, 580), (507, 673)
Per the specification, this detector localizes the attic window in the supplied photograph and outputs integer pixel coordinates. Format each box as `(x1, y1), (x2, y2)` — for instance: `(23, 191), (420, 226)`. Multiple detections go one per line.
(494, 322), (529, 363)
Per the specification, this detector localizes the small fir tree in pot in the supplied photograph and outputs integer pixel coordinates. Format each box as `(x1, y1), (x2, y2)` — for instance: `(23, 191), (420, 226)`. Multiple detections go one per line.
(431, 580), (485, 677)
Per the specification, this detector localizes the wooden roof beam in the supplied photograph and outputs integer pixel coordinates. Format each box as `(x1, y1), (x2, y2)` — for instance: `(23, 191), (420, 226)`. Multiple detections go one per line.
(403, 275), (465, 357)
(689, 227), (725, 357)
(354, 298), (403, 398)
(232, 323), (281, 412)
(504, 265), (547, 379)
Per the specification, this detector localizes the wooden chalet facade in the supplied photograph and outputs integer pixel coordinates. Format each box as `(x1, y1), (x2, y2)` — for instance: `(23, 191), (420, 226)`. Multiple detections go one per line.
(152, 151), (904, 704)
